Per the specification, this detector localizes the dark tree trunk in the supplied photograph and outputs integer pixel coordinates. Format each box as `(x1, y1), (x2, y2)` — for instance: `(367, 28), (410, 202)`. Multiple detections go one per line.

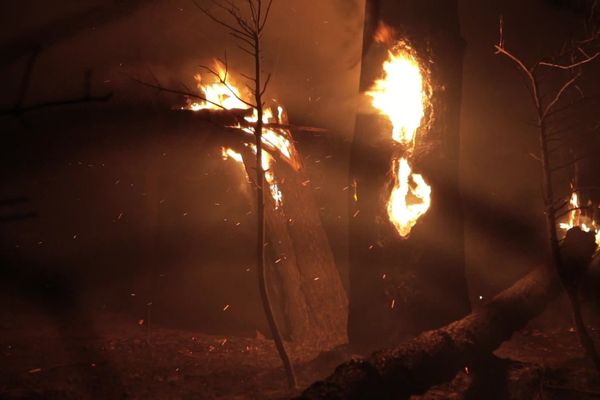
(348, 0), (470, 351)
(296, 266), (563, 400)
(297, 229), (596, 399)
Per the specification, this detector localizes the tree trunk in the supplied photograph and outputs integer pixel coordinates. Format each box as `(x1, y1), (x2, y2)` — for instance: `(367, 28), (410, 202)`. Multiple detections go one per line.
(348, 0), (470, 351)
(239, 138), (348, 348)
(296, 266), (562, 400)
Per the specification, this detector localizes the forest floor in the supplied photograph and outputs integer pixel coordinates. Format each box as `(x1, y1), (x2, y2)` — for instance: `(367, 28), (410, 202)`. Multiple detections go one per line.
(1, 307), (599, 399)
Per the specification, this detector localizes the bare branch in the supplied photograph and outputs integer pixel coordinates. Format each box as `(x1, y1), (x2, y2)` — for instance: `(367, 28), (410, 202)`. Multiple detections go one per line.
(15, 48), (41, 108)
(259, 0), (274, 33)
(543, 73), (581, 118)
(539, 52), (600, 70)
(199, 64), (257, 109)
(260, 72), (272, 97)
(192, 0), (254, 39)
(494, 44), (540, 110)
(550, 152), (596, 172)
(129, 75), (225, 110)
(0, 92), (112, 117)
(555, 206), (593, 219)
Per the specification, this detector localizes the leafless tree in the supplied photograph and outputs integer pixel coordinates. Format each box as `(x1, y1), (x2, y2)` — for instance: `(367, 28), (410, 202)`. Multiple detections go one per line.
(495, 14), (600, 372)
(191, 0), (297, 389)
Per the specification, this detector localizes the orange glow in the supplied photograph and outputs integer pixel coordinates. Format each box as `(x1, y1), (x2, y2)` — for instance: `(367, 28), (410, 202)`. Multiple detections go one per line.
(387, 158), (432, 237)
(559, 192), (600, 247)
(367, 45), (426, 146)
(368, 44), (432, 238)
(188, 60), (299, 208)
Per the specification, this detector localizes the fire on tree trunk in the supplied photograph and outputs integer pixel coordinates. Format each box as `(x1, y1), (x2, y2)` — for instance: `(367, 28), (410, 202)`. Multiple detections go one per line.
(348, 0), (470, 351)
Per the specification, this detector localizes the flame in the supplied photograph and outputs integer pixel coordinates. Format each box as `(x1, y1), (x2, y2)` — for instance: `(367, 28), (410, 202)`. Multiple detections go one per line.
(388, 158), (432, 237)
(367, 43), (432, 237)
(559, 192), (600, 248)
(373, 21), (396, 45)
(221, 147), (244, 163)
(188, 60), (299, 208)
(367, 46), (426, 146)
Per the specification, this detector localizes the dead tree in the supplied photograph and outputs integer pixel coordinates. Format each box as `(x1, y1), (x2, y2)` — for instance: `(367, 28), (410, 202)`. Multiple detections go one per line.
(494, 15), (600, 372)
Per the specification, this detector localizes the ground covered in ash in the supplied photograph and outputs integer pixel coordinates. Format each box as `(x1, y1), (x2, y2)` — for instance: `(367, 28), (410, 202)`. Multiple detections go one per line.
(1, 307), (599, 399)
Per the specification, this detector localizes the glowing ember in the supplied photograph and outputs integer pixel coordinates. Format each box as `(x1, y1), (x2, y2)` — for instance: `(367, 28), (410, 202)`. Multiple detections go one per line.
(188, 60), (300, 208)
(559, 192), (600, 248)
(367, 44), (432, 237)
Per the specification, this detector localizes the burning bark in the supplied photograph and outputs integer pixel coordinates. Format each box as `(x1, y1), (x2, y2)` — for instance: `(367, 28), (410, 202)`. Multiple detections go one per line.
(348, 0), (469, 351)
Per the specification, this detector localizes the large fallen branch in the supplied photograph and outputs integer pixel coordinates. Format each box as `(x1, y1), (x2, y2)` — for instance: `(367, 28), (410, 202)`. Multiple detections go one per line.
(296, 266), (563, 399)
(296, 226), (598, 399)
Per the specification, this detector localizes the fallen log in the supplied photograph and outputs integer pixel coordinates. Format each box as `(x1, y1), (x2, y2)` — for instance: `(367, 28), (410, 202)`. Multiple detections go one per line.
(296, 266), (563, 400)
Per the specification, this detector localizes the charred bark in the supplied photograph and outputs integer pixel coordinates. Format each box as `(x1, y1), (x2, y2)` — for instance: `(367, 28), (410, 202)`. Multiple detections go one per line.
(348, 0), (469, 351)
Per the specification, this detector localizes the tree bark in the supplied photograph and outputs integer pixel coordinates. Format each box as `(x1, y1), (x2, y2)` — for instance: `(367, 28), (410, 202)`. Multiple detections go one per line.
(296, 266), (563, 400)
(348, 0), (470, 351)
(241, 149), (348, 348)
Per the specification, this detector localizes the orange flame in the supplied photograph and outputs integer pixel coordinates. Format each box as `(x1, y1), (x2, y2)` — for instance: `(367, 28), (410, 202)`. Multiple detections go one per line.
(367, 45), (426, 146)
(188, 60), (299, 209)
(367, 44), (432, 238)
(559, 192), (600, 248)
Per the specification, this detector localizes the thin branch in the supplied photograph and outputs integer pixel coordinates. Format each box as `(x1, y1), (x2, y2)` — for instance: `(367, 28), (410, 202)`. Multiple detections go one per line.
(550, 152), (596, 172)
(15, 48), (41, 108)
(539, 52), (600, 70)
(129, 75), (226, 109)
(192, 0), (253, 39)
(259, 0), (273, 32)
(199, 64), (257, 109)
(543, 73), (581, 118)
(544, 93), (600, 118)
(555, 206), (593, 219)
(0, 93), (112, 117)
(260, 72), (272, 97)
(494, 45), (540, 110)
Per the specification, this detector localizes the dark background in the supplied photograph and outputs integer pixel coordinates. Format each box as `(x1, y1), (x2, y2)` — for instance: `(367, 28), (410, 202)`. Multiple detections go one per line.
(0, 0), (593, 334)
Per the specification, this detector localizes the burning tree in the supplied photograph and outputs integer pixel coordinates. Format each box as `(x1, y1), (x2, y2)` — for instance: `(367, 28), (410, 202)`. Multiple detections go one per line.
(133, 0), (349, 390)
(348, 0), (470, 350)
(494, 10), (600, 371)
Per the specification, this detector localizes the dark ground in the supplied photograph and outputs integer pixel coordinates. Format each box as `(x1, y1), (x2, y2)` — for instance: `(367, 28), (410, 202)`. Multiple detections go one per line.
(1, 296), (599, 400)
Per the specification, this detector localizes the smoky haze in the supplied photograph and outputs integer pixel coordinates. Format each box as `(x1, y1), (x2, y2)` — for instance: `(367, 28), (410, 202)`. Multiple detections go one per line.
(0, 0), (597, 331)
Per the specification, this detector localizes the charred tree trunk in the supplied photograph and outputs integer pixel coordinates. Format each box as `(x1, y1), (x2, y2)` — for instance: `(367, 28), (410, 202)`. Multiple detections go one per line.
(349, 0), (470, 351)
